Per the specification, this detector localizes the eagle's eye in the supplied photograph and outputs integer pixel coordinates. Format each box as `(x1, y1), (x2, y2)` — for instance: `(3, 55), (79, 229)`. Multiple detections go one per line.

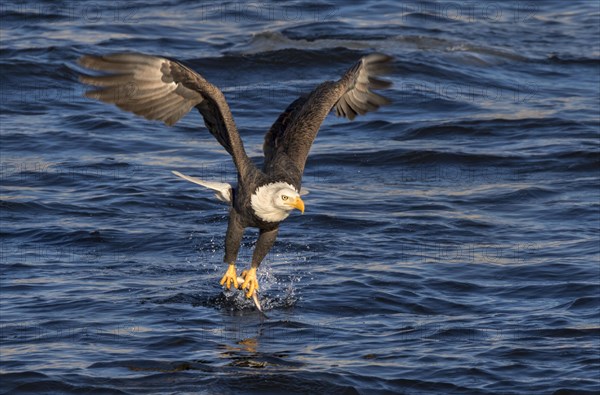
(281, 195), (289, 201)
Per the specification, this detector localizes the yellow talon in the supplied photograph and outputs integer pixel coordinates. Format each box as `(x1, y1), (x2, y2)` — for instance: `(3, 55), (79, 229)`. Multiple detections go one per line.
(241, 267), (259, 298)
(219, 264), (238, 290)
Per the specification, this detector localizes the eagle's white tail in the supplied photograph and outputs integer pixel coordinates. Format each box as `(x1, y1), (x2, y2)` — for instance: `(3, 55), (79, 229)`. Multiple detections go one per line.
(172, 171), (232, 203)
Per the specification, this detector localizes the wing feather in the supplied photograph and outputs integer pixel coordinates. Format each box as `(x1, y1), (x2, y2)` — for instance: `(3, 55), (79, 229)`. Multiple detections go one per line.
(79, 53), (253, 176)
(265, 53), (393, 173)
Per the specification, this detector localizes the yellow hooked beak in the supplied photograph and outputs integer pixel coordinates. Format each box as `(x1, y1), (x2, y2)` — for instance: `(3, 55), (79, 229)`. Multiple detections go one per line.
(288, 196), (305, 214)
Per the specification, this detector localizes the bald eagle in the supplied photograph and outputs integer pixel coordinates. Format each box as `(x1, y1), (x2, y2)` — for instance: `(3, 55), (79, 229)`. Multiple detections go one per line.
(79, 52), (392, 301)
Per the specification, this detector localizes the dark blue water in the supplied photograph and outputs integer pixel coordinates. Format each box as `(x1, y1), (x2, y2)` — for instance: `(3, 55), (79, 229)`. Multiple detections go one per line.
(1, 1), (599, 394)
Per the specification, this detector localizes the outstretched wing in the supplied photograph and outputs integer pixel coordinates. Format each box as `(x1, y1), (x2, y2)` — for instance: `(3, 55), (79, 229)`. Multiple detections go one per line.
(79, 53), (253, 176)
(264, 53), (393, 173)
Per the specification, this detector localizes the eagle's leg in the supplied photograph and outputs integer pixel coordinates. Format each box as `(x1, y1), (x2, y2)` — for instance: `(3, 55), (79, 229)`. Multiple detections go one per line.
(220, 211), (245, 290)
(241, 228), (278, 298)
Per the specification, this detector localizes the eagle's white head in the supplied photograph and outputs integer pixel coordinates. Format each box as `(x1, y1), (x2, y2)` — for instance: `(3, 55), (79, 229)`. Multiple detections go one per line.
(251, 182), (305, 223)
